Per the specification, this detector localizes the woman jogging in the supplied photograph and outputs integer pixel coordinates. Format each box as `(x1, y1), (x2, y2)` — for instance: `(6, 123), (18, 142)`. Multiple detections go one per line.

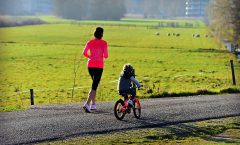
(82, 27), (108, 113)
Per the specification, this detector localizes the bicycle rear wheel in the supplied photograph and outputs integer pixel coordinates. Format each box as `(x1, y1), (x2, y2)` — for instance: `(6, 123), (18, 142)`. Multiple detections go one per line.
(114, 99), (125, 120)
(133, 98), (141, 119)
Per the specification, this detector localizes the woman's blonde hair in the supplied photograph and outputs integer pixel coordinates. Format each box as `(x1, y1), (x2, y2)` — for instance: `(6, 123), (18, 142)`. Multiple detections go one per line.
(123, 63), (134, 73)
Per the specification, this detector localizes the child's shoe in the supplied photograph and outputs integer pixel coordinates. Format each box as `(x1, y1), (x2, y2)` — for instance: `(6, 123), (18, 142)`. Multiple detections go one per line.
(128, 99), (134, 108)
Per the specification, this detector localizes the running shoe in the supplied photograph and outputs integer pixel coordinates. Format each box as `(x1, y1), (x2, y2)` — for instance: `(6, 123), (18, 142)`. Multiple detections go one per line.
(83, 103), (91, 113)
(90, 104), (97, 110)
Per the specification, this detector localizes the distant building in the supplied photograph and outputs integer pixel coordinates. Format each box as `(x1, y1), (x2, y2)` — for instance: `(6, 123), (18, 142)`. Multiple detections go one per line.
(223, 39), (235, 52)
(185, 0), (210, 17)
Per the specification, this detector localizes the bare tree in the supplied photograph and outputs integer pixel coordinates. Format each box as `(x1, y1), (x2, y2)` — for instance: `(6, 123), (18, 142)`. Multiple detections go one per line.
(208, 0), (240, 48)
(71, 52), (81, 100)
(230, 0), (240, 46)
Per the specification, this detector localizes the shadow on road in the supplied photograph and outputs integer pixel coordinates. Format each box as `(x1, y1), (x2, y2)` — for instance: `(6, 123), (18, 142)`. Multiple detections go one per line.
(144, 120), (240, 144)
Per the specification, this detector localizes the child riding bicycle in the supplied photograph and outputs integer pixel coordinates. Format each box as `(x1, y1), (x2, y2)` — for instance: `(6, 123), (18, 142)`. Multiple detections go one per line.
(117, 64), (141, 109)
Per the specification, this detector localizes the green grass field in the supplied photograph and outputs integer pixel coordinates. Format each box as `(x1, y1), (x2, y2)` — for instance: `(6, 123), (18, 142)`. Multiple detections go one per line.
(0, 16), (239, 112)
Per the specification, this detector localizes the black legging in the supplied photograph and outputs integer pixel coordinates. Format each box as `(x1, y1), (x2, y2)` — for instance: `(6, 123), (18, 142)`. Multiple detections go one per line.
(88, 68), (103, 90)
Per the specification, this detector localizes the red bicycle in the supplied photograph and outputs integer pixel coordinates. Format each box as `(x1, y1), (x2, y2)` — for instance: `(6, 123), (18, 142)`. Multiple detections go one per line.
(114, 86), (142, 120)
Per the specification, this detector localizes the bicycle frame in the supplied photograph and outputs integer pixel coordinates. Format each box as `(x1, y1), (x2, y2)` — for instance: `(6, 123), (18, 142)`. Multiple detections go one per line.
(114, 85), (142, 120)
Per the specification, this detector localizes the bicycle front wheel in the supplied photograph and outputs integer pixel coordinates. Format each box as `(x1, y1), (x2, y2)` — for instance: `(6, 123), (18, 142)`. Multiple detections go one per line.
(114, 99), (125, 120)
(133, 98), (141, 119)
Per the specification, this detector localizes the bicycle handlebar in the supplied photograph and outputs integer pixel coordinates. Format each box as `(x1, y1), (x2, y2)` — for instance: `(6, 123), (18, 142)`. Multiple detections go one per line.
(130, 85), (144, 90)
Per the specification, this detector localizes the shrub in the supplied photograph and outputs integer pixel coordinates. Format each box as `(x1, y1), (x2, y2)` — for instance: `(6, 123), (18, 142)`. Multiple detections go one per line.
(0, 16), (47, 27)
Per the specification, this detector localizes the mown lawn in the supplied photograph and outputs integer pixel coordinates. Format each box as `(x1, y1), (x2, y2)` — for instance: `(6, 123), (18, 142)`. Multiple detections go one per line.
(0, 17), (239, 111)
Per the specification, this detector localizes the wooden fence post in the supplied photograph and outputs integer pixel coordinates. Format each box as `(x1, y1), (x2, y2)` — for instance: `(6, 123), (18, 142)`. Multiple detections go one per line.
(230, 60), (236, 85)
(30, 89), (34, 105)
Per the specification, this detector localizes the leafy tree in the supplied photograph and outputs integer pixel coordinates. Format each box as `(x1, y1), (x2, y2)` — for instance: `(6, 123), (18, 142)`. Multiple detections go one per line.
(53, 0), (88, 20)
(53, 0), (126, 20)
(90, 0), (126, 20)
(143, 0), (160, 18)
(142, 0), (186, 18)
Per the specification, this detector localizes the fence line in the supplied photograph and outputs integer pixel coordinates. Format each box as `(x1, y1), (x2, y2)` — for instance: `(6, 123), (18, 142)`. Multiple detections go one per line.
(14, 72), (210, 94)
(2, 65), (238, 99)
(51, 21), (204, 29)
(1, 70), (237, 106)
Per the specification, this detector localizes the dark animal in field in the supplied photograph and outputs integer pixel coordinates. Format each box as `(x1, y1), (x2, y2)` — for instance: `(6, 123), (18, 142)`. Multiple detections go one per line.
(176, 33), (180, 37)
(194, 34), (200, 38)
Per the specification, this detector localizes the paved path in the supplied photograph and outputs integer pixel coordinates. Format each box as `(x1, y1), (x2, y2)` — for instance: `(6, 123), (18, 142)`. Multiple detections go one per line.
(0, 94), (239, 145)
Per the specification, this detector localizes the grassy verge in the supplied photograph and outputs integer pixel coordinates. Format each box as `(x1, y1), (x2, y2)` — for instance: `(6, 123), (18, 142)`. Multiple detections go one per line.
(38, 116), (240, 145)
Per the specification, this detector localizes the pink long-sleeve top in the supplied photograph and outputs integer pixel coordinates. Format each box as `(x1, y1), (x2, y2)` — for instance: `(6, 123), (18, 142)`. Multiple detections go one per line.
(82, 38), (108, 68)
